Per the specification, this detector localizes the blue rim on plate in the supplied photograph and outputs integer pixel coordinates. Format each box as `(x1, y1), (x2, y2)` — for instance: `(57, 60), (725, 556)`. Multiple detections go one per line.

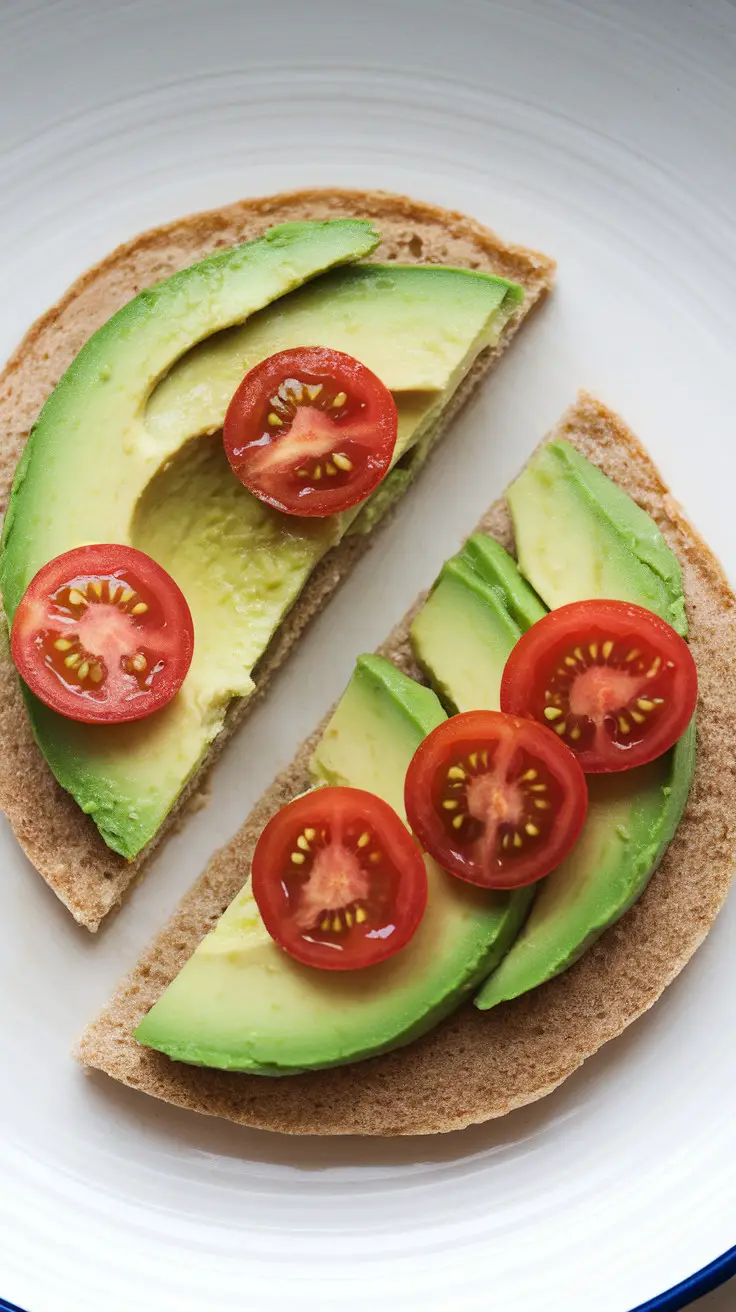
(2, 1246), (735, 1312)
(631, 1245), (736, 1312)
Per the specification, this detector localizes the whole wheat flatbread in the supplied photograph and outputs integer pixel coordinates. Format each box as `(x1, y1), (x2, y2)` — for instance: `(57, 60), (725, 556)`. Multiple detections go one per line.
(78, 394), (736, 1134)
(0, 188), (554, 930)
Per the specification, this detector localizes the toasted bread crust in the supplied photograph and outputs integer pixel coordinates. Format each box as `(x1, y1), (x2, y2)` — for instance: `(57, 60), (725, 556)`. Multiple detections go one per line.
(0, 188), (554, 929)
(77, 394), (736, 1134)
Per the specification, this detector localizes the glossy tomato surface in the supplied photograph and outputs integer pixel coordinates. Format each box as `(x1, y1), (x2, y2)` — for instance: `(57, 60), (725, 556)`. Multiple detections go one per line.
(404, 710), (588, 889)
(500, 599), (698, 772)
(223, 346), (398, 517)
(251, 786), (427, 970)
(11, 544), (194, 724)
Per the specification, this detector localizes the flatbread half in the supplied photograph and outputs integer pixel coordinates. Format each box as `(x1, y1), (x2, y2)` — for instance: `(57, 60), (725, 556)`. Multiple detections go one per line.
(0, 188), (554, 929)
(78, 393), (736, 1134)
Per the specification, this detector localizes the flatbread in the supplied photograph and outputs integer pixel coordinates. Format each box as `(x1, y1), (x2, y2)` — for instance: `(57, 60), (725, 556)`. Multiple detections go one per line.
(78, 394), (736, 1134)
(0, 188), (554, 929)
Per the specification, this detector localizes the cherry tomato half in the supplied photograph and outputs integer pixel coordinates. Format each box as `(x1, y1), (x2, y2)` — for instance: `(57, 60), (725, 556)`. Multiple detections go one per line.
(500, 599), (698, 773)
(223, 346), (398, 517)
(11, 544), (194, 724)
(251, 786), (427, 970)
(404, 710), (588, 890)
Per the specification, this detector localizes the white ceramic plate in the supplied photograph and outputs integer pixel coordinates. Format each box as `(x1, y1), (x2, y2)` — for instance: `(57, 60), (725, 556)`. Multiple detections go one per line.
(1, 2), (735, 1309)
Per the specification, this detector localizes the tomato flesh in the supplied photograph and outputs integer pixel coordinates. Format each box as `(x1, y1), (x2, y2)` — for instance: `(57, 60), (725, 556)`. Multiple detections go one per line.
(251, 786), (427, 970)
(500, 599), (698, 772)
(404, 710), (588, 889)
(11, 544), (194, 724)
(223, 346), (398, 518)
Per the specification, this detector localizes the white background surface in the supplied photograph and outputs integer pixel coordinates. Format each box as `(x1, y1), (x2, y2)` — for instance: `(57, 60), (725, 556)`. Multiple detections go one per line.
(0, 1), (735, 1309)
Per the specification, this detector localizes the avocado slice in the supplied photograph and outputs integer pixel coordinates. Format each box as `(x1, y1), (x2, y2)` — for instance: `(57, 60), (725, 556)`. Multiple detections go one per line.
(460, 532), (546, 630)
(135, 655), (532, 1073)
(1, 226), (523, 858)
(145, 263), (524, 436)
(410, 537), (544, 712)
(474, 445), (696, 1009)
(411, 557), (521, 713)
(506, 440), (687, 635)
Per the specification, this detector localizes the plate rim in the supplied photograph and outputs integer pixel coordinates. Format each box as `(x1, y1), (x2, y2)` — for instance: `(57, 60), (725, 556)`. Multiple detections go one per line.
(632, 1245), (736, 1312)
(3, 1243), (736, 1312)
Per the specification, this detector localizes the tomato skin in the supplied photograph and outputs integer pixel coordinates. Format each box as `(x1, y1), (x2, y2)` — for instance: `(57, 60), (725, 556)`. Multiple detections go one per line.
(223, 346), (398, 518)
(252, 787), (427, 971)
(500, 600), (698, 773)
(404, 710), (588, 890)
(10, 544), (194, 725)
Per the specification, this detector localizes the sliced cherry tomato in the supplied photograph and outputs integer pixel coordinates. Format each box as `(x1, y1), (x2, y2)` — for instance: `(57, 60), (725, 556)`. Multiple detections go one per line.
(251, 786), (427, 970)
(500, 599), (698, 773)
(11, 544), (194, 724)
(223, 346), (398, 517)
(404, 710), (587, 890)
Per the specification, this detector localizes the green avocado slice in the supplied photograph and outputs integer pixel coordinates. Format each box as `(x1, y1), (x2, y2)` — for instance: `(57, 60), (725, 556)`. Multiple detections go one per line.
(474, 445), (696, 1010)
(460, 532), (546, 630)
(135, 655), (532, 1073)
(410, 536), (547, 713)
(411, 557), (522, 713)
(506, 440), (687, 635)
(1, 225), (522, 858)
(145, 262), (524, 438)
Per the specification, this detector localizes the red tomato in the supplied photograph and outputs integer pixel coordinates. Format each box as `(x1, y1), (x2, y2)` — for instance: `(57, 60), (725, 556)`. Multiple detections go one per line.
(223, 346), (398, 517)
(404, 710), (587, 890)
(500, 599), (698, 773)
(251, 787), (427, 970)
(11, 544), (194, 724)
